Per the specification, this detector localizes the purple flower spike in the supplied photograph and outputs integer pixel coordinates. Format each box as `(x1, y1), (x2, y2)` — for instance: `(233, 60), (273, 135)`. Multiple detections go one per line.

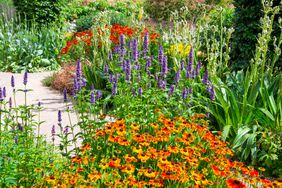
(63, 88), (68, 102)
(104, 63), (109, 74)
(76, 60), (82, 80)
(109, 73), (114, 83)
(0, 87), (2, 101)
(138, 86), (143, 96)
(158, 46), (164, 65)
(51, 125), (55, 136)
(112, 82), (117, 96)
(73, 78), (78, 92)
(58, 110), (62, 123)
(145, 59), (151, 72)
(11, 75), (15, 88)
(3, 87), (6, 98)
(188, 47), (194, 71)
(202, 70), (209, 85)
(175, 69), (180, 84)
(209, 85), (215, 101)
(119, 34), (125, 57)
(64, 126), (69, 134)
(23, 72), (28, 85)
(182, 88), (188, 99)
(96, 90), (102, 100)
(132, 38), (138, 61)
(143, 32), (149, 56)
(195, 61), (202, 76)
(108, 51), (113, 61)
(162, 56), (168, 77)
(125, 60), (131, 81)
(9, 97), (12, 108)
(90, 91), (95, 104)
(168, 85), (175, 97)
(91, 84), (95, 91)
(82, 79), (87, 87)
(180, 60), (185, 70)
(137, 73), (141, 83)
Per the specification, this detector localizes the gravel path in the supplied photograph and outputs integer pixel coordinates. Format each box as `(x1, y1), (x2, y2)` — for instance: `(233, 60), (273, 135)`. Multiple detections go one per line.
(0, 71), (78, 144)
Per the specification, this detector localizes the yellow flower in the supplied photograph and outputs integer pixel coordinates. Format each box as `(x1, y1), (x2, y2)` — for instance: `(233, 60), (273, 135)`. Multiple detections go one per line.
(169, 44), (191, 57)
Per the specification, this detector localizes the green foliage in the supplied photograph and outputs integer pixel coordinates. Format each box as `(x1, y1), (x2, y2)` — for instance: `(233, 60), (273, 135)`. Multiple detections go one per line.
(0, 14), (67, 72)
(12, 0), (63, 27)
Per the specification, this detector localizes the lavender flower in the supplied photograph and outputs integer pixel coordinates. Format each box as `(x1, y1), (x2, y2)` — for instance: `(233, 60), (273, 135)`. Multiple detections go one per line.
(175, 69), (180, 84)
(158, 45), (164, 64)
(195, 61), (202, 76)
(125, 60), (131, 81)
(76, 60), (82, 80)
(187, 47), (193, 72)
(161, 56), (168, 77)
(2, 87), (5, 98)
(0, 87), (2, 101)
(186, 70), (190, 79)
(202, 70), (209, 85)
(11, 75), (15, 88)
(119, 34), (125, 57)
(143, 32), (149, 56)
(73, 78), (78, 92)
(138, 86), (143, 96)
(96, 90), (102, 100)
(82, 79), (87, 87)
(104, 63), (109, 74)
(209, 85), (215, 101)
(134, 63), (141, 71)
(58, 110), (62, 123)
(108, 51), (113, 61)
(23, 72), (28, 85)
(90, 91), (95, 104)
(182, 88), (188, 99)
(137, 73), (141, 83)
(114, 45), (119, 54)
(115, 72), (119, 82)
(64, 126), (69, 134)
(109, 73), (114, 83)
(51, 125), (55, 142)
(63, 88), (68, 102)
(168, 85), (175, 97)
(145, 59), (151, 72)
(91, 84), (95, 91)
(132, 38), (138, 61)
(9, 97), (12, 108)
(112, 82), (117, 95)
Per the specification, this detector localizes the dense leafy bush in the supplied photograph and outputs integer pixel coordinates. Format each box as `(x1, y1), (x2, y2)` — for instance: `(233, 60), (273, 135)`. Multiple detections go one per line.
(12, 0), (63, 26)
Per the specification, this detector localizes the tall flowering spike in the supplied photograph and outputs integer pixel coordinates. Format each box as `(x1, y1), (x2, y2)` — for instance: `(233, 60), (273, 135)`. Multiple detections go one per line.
(58, 110), (62, 123)
(96, 90), (102, 100)
(82, 79), (87, 87)
(11, 75), (15, 88)
(9, 97), (12, 108)
(3, 87), (6, 98)
(112, 82), (117, 96)
(51, 125), (55, 142)
(182, 87), (188, 99)
(161, 56), (168, 77)
(119, 34), (125, 57)
(158, 45), (164, 64)
(125, 60), (131, 81)
(90, 91), (95, 104)
(63, 88), (68, 102)
(202, 70), (209, 85)
(64, 126), (69, 134)
(109, 73), (114, 83)
(137, 73), (141, 83)
(108, 51), (113, 61)
(114, 45), (119, 54)
(0, 87), (2, 101)
(138, 86), (143, 96)
(175, 69), (180, 84)
(23, 72), (28, 85)
(188, 47), (194, 72)
(132, 38), (138, 61)
(195, 61), (202, 76)
(180, 60), (185, 70)
(115, 72), (119, 82)
(91, 84), (95, 91)
(76, 60), (82, 80)
(145, 59), (151, 72)
(210, 85), (215, 101)
(143, 32), (149, 56)
(168, 85), (175, 97)
(186, 69), (190, 79)
(104, 63), (109, 74)
(38, 101), (42, 107)
(73, 78), (78, 92)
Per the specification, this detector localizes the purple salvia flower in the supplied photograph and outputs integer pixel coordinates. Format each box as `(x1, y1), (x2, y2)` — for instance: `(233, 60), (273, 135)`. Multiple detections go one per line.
(82, 79), (87, 87)
(0, 87), (2, 101)
(76, 60), (82, 80)
(162, 56), (168, 77)
(143, 32), (149, 56)
(119, 34), (125, 57)
(3, 87), (6, 98)
(195, 61), (202, 76)
(137, 73), (141, 83)
(168, 85), (175, 97)
(104, 63), (109, 74)
(125, 60), (131, 81)
(154, 73), (158, 81)
(187, 87), (192, 95)
(51, 125), (55, 136)
(114, 45), (119, 54)
(23, 72), (28, 85)
(64, 126), (69, 134)
(182, 88), (188, 99)
(115, 72), (119, 82)
(91, 84), (95, 91)
(145, 59), (151, 72)
(132, 38), (138, 61)
(202, 70), (209, 85)
(73, 78), (78, 92)
(112, 82), (117, 96)
(134, 63), (141, 71)
(138, 86), (143, 96)
(9, 97), (12, 108)
(58, 110), (62, 123)
(186, 70), (191, 79)
(180, 60), (185, 70)
(96, 90), (102, 99)
(90, 91), (95, 104)
(158, 45), (164, 64)
(175, 69), (180, 84)
(63, 88), (68, 102)
(11, 75), (15, 88)
(108, 51), (113, 61)
(209, 85), (215, 101)
(187, 47), (193, 72)
(109, 73), (114, 83)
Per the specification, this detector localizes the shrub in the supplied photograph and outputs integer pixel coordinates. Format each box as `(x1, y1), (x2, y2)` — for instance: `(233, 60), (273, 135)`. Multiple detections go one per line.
(12, 0), (63, 26)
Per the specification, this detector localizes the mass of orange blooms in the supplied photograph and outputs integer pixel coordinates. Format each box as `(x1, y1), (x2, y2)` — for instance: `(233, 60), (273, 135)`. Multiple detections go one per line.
(36, 113), (281, 188)
(60, 24), (159, 55)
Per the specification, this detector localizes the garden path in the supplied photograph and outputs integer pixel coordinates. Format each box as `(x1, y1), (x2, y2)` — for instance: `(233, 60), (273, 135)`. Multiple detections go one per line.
(0, 71), (78, 145)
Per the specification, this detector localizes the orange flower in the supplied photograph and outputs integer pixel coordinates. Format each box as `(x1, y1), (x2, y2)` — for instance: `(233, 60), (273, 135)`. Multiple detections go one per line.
(137, 152), (150, 163)
(108, 157), (121, 168)
(167, 146), (179, 154)
(226, 179), (246, 188)
(121, 164), (135, 174)
(124, 154), (137, 163)
(143, 169), (158, 178)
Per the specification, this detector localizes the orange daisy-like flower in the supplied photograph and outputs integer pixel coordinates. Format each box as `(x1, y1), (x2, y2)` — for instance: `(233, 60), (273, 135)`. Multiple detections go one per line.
(132, 146), (143, 154)
(150, 123), (159, 129)
(167, 146), (179, 154)
(124, 154), (137, 163)
(108, 157), (121, 168)
(131, 123), (140, 130)
(144, 169), (158, 178)
(137, 152), (150, 163)
(226, 179), (246, 188)
(121, 164), (135, 174)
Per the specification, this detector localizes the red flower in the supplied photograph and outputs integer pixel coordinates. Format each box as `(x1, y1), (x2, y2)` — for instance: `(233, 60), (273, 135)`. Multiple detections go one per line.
(226, 179), (246, 188)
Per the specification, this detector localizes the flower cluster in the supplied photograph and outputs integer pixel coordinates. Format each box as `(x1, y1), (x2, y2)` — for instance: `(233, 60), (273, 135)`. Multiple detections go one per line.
(38, 114), (279, 187)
